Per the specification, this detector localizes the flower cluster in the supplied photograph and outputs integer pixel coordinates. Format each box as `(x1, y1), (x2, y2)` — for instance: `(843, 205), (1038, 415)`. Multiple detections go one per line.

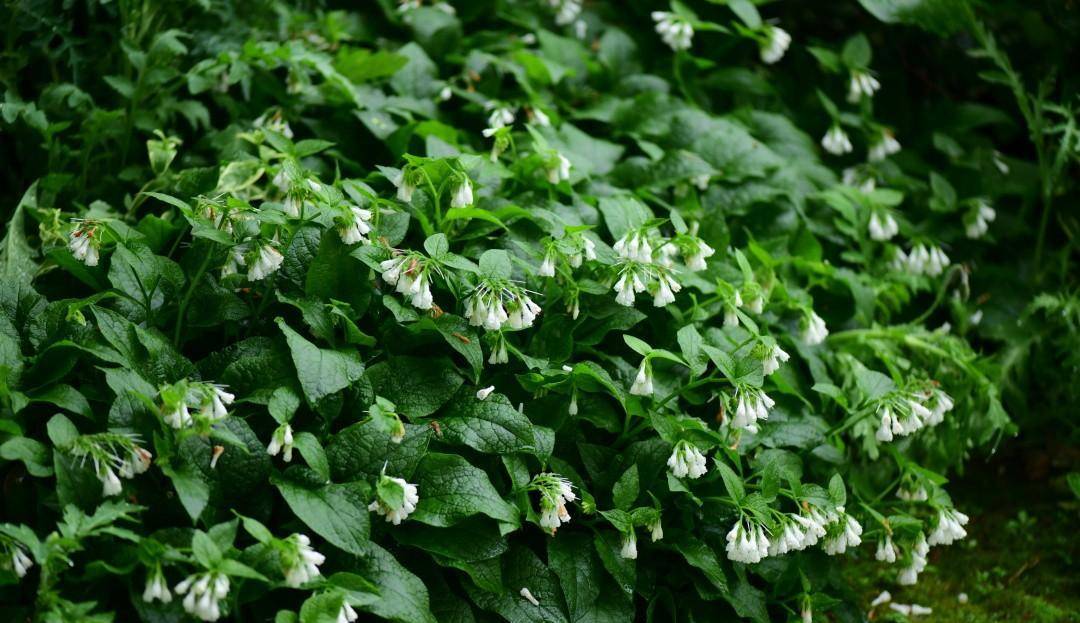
(68, 433), (152, 497)
(898, 532), (931, 585)
(465, 282), (542, 331)
(964, 199), (997, 239)
(368, 474), (420, 525)
(282, 534), (326, 587)
(381, 253), (435, 310)
(822, 508), (864, 555)
(800, 311), (829, 345)
(847, 69), (882, 102)
(730, 386), (776, 432)
(68, 221), (101, 266)
(869, 210), (899, 241)
(760, 25), (792, 64)
(7, 544), (33, 579)
(927, 508), (969, 546)
(875, 388), (954, 442)
(175, 572), (230, 621)
(142, 567), (172, 603)
(869, 130), (902, 161)
(159, 381), (235, 430)
(822, 125), (853, 155)
(667, 441), (708, 479)
(726, 519), (771, 564)
(652, 12), (694, 51)
(266, 423), (295, 461)
(530, 472), (576, 534)
(893, 243), (950, 276)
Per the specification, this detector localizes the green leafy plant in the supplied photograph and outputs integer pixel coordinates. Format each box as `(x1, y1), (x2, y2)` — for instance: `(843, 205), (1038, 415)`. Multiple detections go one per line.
(0, 0), (1076, 621)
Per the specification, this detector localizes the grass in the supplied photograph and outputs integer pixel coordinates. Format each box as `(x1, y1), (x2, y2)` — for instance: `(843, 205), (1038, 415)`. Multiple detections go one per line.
(844, 440), (1080, 623)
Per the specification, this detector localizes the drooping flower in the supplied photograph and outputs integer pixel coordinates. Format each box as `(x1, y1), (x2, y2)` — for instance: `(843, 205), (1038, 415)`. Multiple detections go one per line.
(868, 211), (899, 241)
(282, 534), (325, 588)
(620, 530), (638, 559)
(337, 206), (373, 245)
(337, 603), (359, 623)
(175, 572), (230, 622)
(759, 25), (792, 64)
(266, 423), (295, 462)
(768, 519), (810, 556)
(823, 508), (863, 555)
(875, 404), (895, 443)
(546, 152), (572, 184)
(538, 248), (557, 277)
(630, 359), (653, 396)
(897, 532), (930, 585)
(684, 240), (715, 271)
(927, 508), (969, 546)
(800, 311), (829, 345)
(651, 12), (694, 51)
(531, 472), (576, 535)
(731, 387), (775, 432)
(486, 106), (515, 131)
(368, 474), (420, 525)
(822, 125), (853, 155)
(667, 440), (708, 479)
(847, 69), (881, 102)
(613, 232), (653, 263)
(964, 199), (996, 239)
(652, 273), (681, 307)
(68, 222), (101, 266)
(869, 130), (902, 161)
(725, 519), (771, 564)
(10, 545), (33, 579)
(925, 389), (954, 426)
(762, 343), (791, 376)
(391, 168), (417, 202)
(613, 266), (648, 307)
(875, 535), (899, 563)
(450, 175), (474, 208)
(648, 517), (664, 542)
(248, 243), (284, 281)
(143, 566), (172, 603)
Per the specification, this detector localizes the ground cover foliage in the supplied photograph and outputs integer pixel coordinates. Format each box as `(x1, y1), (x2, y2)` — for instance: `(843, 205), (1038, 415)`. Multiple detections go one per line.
(1, 0), (1078, 621)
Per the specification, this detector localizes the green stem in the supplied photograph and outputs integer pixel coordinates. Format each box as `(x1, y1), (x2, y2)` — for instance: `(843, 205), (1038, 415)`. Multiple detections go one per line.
(173, 248), (215, 346)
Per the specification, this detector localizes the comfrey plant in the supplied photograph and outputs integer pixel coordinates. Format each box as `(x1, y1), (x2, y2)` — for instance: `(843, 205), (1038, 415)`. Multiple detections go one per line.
(0, 0), (1040, 621)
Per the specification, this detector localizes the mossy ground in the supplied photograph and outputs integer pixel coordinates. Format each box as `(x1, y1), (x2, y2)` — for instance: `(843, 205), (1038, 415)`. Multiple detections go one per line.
(844, 441), (1080, 623)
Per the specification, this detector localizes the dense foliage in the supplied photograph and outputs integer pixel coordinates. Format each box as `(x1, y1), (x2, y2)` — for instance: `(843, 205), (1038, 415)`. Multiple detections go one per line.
(1, 1), (1077, 622)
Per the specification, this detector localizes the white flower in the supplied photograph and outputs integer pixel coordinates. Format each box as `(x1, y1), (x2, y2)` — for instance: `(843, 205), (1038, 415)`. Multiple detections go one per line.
(538, 250), (557, 277)
(802, 603), (813, 623)
(209, 385), (234, 420)
(868, 211), (899, 241)
(876, 535), (899, 563)
(897, 485), (929, 502)
(450, 176), (474, 208)
(620, 530), (638, 559)
(438, 86), (452, 101)
(875, 405), (895, 442)
(898, 532), (931, 585)
(613, 232), (653, 263)
(871, 590), (892, 607)
(283, 193), (303, 218)
(653, 273), (680, 307)
(801, 311), (829, 345)
(725, 520), (771, 564)
(926, 389), (954, 426)
(392, 170), (417, 202)
(847, 70), (881, 102)
(487, 107), (515, 130)
(731, 387), (775, 431)
(823, 512), (863, 555)
(762, 344), (790, 375)
(768, 520), (809, 556)
(533, 473), (576, 534)
(368, 475), (419, 525)
(793, 507), (829, 547)
(68, 227), (101, 266)
(267, 423), (295, 462)
(175, 572), (229, 622)
(581, 236), (596, 261)
(338, 206), (373, 245)
(613, 271), (642, 306)
(11, 547), (33, 578)
(248, 244), (284, 281)
(911, 604), (933, 616)
(667, 441), (707, 479)
(142, 568), (172, 603)
(520, 587), (540, 606)
(927, 508), (968, 546)
(100, 466), (123, 497)
(546, 153), (572, 184)
(965, 200), (996, 239)
(552, 0), (582, 26)
(651, 12), (694, 51)
(476, 386), (495, 400)
(164, 401), (193, 429)
(760, 26), (792, 64)
(869, 131), (901, 161)
(283, 534), (325, 587)
(648, 518), (664, 542)
(380, 257), (406, 285)
(684, 240), (715, 271)
(925, 246), (950, 276)
(337, 603), (359, 623)
(822, 125), (853, 155)
(629, 360), (653, 396)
